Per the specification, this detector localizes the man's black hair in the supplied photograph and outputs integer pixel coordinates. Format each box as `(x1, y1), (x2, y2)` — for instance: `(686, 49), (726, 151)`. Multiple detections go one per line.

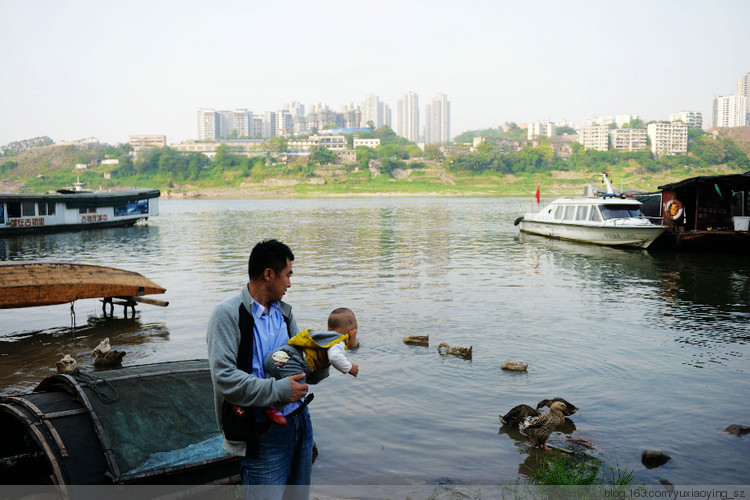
(248, 239), (294, 280)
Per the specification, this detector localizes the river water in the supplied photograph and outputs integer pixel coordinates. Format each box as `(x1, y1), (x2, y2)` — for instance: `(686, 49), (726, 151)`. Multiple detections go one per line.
(1, 197), (748, 486)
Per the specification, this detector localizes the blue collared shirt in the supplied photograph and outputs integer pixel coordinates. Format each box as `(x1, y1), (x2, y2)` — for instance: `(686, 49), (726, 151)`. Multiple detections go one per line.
(250, 299), (298, 416)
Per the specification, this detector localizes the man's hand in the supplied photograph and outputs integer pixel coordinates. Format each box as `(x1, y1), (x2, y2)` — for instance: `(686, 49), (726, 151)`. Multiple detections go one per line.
(349, 364), (359, 377)
(289, 373), (308, 403)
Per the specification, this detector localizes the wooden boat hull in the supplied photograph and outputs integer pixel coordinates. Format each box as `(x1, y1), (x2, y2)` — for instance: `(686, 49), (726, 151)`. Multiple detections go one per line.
(0, 262), (166, 309)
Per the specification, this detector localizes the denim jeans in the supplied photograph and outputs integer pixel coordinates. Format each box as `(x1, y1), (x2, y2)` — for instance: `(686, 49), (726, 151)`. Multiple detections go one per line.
(240, 407), (313, 500)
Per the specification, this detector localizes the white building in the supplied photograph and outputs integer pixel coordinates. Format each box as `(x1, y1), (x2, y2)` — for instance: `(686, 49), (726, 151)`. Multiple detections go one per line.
(615, 114), (639, 128)
(286, 101), (305, 117)
(397, 92), (419, 142)
(737, 73), (750, 123)
(610, 128), (647, 151)
(353, 138), (381, 148)
(712, 94), (748, 128)
(527, 121), (554, 140)
(647, 122), (688, 156)
(286, 135), (347, 151)
(198, 109), (219, 141)
(424, 93), (450, 145)
(577, 125), (609, 151)
(669, 110), (703, 129)
(276, 110), (293, 137)
(129, 135), (166, 153)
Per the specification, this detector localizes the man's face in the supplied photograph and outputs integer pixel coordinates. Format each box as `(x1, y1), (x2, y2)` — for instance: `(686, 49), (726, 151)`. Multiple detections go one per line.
(269, 258), (293, 302)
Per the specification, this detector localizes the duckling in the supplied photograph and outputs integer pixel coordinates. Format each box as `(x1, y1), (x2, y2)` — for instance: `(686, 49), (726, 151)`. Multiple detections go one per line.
(499, 404), (538, 426)
(501, 360), (528, 372)
(437, 342), (472, 359)
(403, 335), (429, 346)
(519, 401), (567, 450)
(92, 338), (111, 355)
(56, 354), (77, 374)
(536, 398), (578, 415)
(93, 349), (126, 367)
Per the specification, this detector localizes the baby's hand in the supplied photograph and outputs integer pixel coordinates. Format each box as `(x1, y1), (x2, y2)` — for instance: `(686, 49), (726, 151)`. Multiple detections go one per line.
(349, 364), (359, 377)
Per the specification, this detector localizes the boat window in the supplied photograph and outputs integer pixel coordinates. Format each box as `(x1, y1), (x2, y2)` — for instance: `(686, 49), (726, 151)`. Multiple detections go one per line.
(576, 206), (589, 220)
(78, 207), (97, 214)
(564, 206), (576, 220)
(589, 206), (602, 221)
(22, 202), (35, 217)
(7, 202), (21, 218)
(38, 202), (55, 216)
(554, 206), (564, 219)
(600, 204), (643, 219)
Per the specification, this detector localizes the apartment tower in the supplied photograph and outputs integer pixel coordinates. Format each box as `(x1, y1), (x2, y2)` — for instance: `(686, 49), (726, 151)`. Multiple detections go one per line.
(397, 92), (420, 142)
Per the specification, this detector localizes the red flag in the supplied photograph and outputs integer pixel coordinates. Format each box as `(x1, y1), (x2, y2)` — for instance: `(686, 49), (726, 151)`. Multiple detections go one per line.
(535, 185), (540, 204)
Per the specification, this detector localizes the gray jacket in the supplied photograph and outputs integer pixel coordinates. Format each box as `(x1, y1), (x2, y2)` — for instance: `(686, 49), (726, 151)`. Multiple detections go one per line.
(206, 284), (300, 457)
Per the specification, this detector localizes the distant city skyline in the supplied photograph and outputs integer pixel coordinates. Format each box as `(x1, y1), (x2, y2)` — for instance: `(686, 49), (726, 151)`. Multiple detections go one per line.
(1, 0), (748, 146)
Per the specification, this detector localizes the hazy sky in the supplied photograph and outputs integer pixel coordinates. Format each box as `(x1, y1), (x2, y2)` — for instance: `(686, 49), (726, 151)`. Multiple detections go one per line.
(1, 0), (748, 146)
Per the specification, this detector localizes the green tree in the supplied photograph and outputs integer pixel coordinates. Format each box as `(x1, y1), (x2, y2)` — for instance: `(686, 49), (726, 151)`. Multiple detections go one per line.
(555, 126), (576, 135)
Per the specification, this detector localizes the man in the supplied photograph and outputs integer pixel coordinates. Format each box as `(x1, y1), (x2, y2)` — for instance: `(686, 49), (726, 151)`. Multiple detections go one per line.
(207, 239), (326, 498)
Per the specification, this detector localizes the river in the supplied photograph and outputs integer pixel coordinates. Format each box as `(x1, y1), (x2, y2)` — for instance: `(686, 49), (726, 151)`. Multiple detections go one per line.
(1, 197), (749, 486)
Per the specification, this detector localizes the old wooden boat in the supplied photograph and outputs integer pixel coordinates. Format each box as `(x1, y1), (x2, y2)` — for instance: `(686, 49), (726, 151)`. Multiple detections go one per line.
(0, 360), (240, 485)
(0, 262), (166, 309)
(633, 172), (750, 251)
(0, 183), (159, 235)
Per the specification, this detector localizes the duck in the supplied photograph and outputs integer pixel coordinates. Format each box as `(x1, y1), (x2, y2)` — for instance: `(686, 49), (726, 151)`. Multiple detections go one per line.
(92, 338), (112, 355)
(403, 335), (429, 346)
(519, 401), (567, 450)
(437, 342), (472, 359)
(56, 354), (77, 374)
(501, 360), (528, 372)
(93, 338), (126, 367)
(499, 404), (539, 426)
(536, 397), (578, 415)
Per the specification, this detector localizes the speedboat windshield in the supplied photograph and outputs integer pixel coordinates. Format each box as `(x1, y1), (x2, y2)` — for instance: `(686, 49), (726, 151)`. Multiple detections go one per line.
(600, 204), (643, 219)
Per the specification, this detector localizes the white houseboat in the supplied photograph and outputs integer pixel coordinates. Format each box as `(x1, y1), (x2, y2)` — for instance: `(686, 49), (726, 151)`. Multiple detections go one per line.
(1, 183), (160, 235)
(515, 173), (666, 249)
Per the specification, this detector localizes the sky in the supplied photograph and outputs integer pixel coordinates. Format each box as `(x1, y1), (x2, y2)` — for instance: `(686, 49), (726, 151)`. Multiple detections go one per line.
(1, 0), (748, 146)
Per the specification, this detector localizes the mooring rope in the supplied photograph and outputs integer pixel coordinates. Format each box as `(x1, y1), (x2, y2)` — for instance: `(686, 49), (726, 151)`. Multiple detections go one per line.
(70, 369), (119, 404)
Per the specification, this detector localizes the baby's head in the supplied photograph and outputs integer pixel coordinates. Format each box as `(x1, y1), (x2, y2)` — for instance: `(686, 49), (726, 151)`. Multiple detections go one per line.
(328, 307), (358, 347)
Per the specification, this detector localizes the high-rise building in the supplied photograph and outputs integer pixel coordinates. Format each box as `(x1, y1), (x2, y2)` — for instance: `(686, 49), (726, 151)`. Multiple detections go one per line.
(276, 110), (293, 137)
(610, 128), (647, 151)
(527, 121), (554, 140)
(362, 95), (391, 128)
(397, 92), (419, 142)
(615, 114), (639, 128)
(712, 94), (748, 127)
(286, 101), (305, 117)
(578, 125), (609, 151)
(669, 110), (703, 129)
(737, 73), (750, 123)
(424, 93), (450, 145)
(264, 111), (277, 139)
(647, 122), (688, 156)
(198, 109), (219, 141)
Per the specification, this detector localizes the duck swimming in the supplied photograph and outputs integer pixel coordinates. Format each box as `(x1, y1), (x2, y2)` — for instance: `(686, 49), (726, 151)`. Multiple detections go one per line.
(519, 401), (567, 449)
(437, 342), (472, 359)
(93, 338), (125, 367)
(56, 354), (77, 374)
(403, 335), (429, 346)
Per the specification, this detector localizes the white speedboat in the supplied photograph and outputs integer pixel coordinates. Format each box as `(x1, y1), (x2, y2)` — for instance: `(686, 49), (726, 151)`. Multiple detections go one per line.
(515, 173), (666, 249)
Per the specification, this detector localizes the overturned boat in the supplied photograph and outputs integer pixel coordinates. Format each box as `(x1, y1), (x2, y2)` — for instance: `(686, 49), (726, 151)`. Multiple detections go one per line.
(515, 172), (666, 249)
(0, 360), (239, 485)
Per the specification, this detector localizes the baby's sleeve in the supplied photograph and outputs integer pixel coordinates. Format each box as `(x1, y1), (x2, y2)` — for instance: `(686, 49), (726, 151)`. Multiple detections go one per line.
(327, 342), (352, 374)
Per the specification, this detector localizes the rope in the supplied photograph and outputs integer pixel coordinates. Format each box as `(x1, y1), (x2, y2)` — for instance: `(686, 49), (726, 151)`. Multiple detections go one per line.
(70, 369), (119, 404)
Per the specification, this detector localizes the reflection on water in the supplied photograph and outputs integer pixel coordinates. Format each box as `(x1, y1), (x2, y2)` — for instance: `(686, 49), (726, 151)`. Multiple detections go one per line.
(1, 198), (749, 486)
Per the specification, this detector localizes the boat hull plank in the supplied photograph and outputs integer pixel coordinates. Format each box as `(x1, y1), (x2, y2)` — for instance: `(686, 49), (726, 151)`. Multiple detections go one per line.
(0, 262), (166, 309)
(519, 220), (665, 249)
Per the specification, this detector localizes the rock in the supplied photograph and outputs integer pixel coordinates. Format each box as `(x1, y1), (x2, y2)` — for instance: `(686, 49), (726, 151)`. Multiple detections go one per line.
(641, 450), (671, 469)
(501, 361), (528, 372)
(660, 479), (675, 492)
(723, 424), (750, 437)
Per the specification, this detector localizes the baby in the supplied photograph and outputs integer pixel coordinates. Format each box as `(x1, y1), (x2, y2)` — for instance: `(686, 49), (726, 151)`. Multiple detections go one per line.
(262, 307), (359, 424)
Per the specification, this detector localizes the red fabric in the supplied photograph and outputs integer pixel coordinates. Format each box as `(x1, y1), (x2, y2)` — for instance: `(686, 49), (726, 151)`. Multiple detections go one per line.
(535, 186), (540, 204)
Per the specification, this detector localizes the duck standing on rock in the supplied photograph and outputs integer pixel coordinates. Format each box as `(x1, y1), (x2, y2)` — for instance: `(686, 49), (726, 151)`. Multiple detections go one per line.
(519, 401), (567, 450)
(92, 338), (126, 367)
(437, 342), (472, 359)
(56, 354), (77, 374)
